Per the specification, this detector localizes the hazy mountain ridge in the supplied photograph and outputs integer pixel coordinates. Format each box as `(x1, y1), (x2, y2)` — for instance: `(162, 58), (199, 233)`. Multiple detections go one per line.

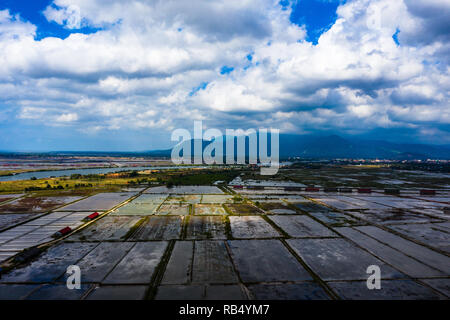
(150, 134), (450, 160)
(1, 135), (449, 160)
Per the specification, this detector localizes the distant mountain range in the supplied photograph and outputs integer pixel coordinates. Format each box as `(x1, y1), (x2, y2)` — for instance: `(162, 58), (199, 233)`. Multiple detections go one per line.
(145, 134), (450, 160)
(2, 134), (449, 160)
(278, 134), (450, 159)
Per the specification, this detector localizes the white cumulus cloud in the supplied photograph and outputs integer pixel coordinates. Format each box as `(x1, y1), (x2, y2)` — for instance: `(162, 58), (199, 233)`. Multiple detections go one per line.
(0, 0), (448, 145)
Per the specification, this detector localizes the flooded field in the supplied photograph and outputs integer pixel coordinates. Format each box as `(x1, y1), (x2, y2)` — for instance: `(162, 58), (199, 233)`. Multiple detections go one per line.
(0, 196), (83, 213)
(0, 178), (449, 300)
(0, 194), (23, 204)
(57, 193), (135, 212)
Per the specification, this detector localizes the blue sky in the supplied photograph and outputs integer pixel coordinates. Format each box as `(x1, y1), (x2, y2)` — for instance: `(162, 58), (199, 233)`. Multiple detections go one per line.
(0, 0), (344, 45)
(0, 0), (99, 39)
(0, 0), (449, 151)
(290, 0), (345, 44)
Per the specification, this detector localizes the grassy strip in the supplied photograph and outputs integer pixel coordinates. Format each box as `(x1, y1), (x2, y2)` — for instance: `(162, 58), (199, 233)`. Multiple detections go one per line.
(0, 176), (158, 193)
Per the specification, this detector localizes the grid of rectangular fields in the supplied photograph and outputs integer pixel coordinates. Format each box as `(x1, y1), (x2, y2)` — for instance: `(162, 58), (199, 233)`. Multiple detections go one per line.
(0, 186), (448, 300)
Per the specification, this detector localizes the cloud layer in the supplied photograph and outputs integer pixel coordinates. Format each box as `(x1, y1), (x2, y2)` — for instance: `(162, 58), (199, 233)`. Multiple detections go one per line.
(0, 0), (449, 149)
